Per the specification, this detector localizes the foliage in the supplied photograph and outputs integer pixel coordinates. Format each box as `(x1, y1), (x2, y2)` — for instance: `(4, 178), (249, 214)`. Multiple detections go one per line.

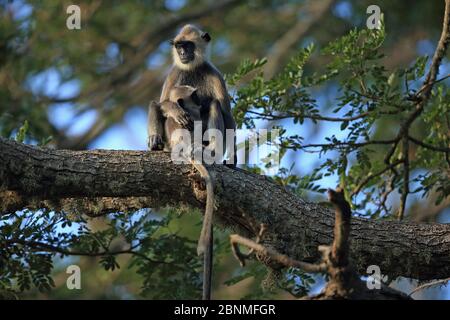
(0, 209), (204, 299)
(230, 24), (449, 219)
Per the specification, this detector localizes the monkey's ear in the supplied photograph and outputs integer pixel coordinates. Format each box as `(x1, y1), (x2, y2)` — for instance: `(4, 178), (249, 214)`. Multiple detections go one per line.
(201, 32), (211, 42)
(169, 39), (175, 46)
(177, 98), (185, 109)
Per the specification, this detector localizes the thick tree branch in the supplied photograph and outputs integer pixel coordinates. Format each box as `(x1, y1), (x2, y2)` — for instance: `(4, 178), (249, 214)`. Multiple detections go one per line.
(1, 138), (449, 281)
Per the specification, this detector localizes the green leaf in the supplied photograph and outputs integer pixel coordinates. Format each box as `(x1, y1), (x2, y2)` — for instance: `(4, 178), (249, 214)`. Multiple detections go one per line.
(15, 120), (29, 143)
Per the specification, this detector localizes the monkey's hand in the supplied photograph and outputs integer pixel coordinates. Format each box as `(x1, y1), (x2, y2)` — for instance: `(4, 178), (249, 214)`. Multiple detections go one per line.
(162, 102), (193, 130)
(148, 134), (164, 150)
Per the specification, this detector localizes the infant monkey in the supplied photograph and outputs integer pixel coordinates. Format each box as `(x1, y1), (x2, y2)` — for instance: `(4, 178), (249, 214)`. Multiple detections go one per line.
(155, 85), (215, 300)
(163, 85), (205, 152)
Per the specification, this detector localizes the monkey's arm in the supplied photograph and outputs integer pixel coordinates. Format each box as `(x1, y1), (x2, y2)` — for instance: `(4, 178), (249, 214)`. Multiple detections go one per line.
(211, 76), (237, 165)
(147, 101), (164, 150)
(160, 68), (179, 102)
(160, 101), (193, 130)
(211, 76), (236, 131)
(148, 68), (184, 150)
(149, 68), (178, 150)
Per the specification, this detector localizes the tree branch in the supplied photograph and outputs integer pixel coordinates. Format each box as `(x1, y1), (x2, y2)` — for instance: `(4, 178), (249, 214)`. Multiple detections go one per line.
(1, 138), (449, 281)
(230, 188), (411, 299)
(408, 135), (450, 153)
(229, 232), (327, 273)
(4, 238), (173, 266)
(408, 277), (450, 297)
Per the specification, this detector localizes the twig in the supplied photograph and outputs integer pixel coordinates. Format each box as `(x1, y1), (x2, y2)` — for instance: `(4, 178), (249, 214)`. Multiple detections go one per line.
(229, 234), (326, 273)
(351, 159), (404, 197)
(397, 137), (410, 220)
(408, 135), (450, 153)
(295, 139), (397, 150)
(247, 109), (399, 123)
(414, 73), (450, 97)
(408, 278), (450, 297)
(328, 188), (351, 267)
(5, 238), (167, 265)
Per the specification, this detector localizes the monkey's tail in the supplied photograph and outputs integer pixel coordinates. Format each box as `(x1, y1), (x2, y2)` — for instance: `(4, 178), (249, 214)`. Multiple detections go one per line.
(191, 161), (214, 300)
(192, 161), (214, 256)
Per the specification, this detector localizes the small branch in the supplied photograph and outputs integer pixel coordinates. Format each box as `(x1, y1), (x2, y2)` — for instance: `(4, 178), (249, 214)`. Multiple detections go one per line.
(247, 109), (399, 123)
(400, 0), (450, 130)
(377, 174), (395, 215)
(229, 234), (327, 273)
(421, 1), (450, 97)
(408, 278), (450, 297)
(383, 139), (401, 179)
(328, 188), (351, 267)
(414, 73), (450, 97)
(408, 135), (450, 153)
(5, 239), (166, 265)
(294, 139), (397, 151)
(351, 160), (404, 197)
(397, 137), (410, 220)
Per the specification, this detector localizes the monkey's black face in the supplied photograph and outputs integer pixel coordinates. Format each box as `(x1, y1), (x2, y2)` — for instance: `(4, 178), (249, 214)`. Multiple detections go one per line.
(177, 91), (200, 109)
(173, 41), (196, 64)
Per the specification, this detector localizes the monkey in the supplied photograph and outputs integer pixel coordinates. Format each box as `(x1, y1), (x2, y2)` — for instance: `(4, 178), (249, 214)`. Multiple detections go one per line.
(150, 85), (216, 300)
(147, 25), (238, 299)
(148, 24), (237, 166)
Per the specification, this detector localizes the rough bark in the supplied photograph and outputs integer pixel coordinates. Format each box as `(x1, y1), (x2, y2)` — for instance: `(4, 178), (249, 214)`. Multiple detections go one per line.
(1, 137), (449, 281)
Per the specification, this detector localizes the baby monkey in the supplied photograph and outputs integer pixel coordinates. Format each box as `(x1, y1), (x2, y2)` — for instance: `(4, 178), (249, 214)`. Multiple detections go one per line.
(151, 85), (215, 300)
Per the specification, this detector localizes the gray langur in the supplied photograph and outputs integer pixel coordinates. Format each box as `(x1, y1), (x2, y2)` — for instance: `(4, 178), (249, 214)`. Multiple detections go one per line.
(149, 85), (215, 300)
(148, 24), (237, 166)
(148, 24), (238, 300)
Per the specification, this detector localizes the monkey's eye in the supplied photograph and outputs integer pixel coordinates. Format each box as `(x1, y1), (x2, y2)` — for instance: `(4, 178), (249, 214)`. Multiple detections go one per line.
(174, 41), (194, 50)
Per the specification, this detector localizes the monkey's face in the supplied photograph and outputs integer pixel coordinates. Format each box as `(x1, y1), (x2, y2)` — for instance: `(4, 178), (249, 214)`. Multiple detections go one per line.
(173, 40), (196, 64)
(177, 93), (200, 109)
(170, 85), (200, 108)
(171, 25), (211, 70)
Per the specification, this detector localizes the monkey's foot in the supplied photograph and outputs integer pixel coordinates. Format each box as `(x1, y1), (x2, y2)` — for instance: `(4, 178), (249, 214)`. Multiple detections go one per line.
(148, 135), (164, 150)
